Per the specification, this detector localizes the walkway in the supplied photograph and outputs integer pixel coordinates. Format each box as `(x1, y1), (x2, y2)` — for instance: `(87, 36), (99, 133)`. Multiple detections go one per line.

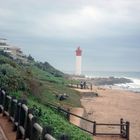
(0, 114), (16, 140)
(0, 126), (7, 140)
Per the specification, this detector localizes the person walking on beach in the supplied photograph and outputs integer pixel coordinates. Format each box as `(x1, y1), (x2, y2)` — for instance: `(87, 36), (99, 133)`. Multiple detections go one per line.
(80, 81), (83, 89)
(83, 81), (86, 89)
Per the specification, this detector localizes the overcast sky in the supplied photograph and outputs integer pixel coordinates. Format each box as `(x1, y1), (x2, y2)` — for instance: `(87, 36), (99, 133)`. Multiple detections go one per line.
(0, 0), (140, 73)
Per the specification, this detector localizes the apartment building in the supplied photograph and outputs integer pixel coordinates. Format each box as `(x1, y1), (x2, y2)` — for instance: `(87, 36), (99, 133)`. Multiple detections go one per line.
(0, 38), (27, 63)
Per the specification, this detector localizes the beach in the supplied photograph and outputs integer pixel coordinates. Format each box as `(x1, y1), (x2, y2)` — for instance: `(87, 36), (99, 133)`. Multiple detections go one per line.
(75, 87), (140, 140)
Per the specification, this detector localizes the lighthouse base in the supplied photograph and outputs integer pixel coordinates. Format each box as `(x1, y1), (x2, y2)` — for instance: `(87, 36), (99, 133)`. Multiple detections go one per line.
(75, 56), (82, 75)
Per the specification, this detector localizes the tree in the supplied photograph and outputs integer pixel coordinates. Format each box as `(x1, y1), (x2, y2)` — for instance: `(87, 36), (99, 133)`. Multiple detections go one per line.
(27, 54), (34, 61)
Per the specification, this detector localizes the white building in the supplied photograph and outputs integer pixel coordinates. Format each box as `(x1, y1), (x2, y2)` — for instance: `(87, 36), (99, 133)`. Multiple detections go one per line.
(75, 47), (82, 75)
(0, 38), (27, 62)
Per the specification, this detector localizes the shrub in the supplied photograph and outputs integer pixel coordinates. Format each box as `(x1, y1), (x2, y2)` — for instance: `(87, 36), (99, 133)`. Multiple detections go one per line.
(0, 64), (25, 92)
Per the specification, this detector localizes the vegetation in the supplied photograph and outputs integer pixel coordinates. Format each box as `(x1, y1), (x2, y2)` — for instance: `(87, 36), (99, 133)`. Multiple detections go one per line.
(0, 53), (92, 139)
(35, 61), (64, 77)
(27, 98), (92, 140)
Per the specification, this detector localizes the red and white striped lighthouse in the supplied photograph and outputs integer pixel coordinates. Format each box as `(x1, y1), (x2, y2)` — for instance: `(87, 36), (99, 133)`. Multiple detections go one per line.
(75, 47), (82, 75)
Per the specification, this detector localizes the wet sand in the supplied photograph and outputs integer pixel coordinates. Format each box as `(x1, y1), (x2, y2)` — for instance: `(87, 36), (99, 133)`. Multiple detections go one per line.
(75, 87), (140, 140)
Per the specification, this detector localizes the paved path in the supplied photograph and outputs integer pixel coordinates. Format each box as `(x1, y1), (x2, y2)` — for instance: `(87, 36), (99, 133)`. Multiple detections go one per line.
(0, 115), (16, 140)
(0, 126), (7, 140)
(69, 107), (84, 126)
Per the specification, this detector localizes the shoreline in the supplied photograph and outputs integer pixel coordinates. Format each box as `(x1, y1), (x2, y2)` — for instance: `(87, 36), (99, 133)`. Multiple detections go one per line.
(74, 87), (140, 140)
(70, 75), (140, 93)
(97, 85), (140, 94)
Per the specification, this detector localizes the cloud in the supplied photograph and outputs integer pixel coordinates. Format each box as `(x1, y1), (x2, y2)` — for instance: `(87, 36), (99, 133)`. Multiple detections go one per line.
(0, 0), (140, 71)
(0, 0), (140, 39)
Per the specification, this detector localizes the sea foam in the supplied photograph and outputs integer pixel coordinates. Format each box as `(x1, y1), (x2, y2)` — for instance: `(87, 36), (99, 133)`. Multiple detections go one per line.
(115, 78), (140, 92)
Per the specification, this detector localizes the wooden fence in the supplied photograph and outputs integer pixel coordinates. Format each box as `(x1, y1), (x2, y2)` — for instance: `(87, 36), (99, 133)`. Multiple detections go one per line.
(68, 83), (93, 90)
(0, 89), (56, 140)
(0, 89), (130, 140)
(44, 102), (130, 140)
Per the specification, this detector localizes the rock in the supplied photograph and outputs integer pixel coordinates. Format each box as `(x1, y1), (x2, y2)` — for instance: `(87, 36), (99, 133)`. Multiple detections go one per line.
(56, 93), (69, 101)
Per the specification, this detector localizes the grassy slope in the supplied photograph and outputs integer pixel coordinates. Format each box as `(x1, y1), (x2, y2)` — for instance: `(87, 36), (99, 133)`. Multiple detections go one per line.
(31, 65), (82, 107)
(28, 97), (92, 140)
(0, 54), (92, 139)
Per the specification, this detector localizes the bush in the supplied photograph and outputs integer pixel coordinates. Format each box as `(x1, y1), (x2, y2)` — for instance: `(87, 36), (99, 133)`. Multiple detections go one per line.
(0, 55), (17, 68)
(0, 64), (26, 92)
(28, 101), (92, 140)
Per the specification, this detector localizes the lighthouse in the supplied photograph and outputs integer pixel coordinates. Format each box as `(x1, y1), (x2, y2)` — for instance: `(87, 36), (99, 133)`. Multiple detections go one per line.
(75, 47), (82, 75)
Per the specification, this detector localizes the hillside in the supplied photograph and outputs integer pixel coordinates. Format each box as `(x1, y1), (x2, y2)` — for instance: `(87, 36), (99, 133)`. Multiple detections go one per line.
(0, 51), (81, 107)
(0, 52), (92, 139)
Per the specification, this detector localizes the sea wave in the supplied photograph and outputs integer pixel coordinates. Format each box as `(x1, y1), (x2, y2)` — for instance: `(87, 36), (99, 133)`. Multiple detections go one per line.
(84, 71), (140, 92)
(115, 78), (140, 92)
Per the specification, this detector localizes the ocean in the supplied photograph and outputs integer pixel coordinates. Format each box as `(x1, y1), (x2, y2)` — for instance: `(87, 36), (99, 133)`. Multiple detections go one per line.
(83, 71), (140, 93)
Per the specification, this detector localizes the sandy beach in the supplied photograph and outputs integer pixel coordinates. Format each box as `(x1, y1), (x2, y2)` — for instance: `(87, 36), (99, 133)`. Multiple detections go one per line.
(74, 87), (140, 140)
